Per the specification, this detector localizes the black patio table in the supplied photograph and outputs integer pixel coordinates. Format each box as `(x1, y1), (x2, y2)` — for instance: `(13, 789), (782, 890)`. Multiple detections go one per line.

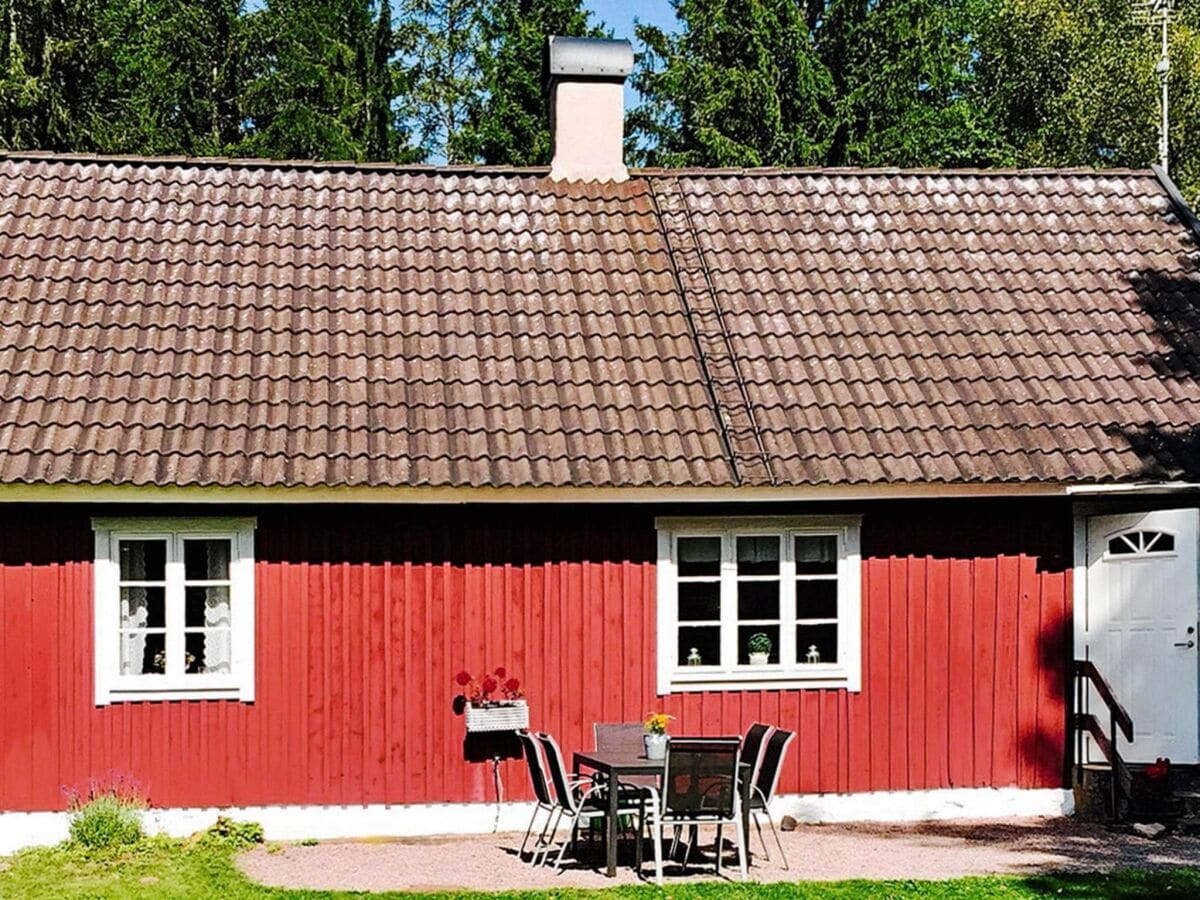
(572, 747), (753, 878)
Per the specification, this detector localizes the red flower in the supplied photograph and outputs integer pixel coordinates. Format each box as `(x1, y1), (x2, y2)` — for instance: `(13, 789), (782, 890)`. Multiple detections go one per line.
(455, 671), (472, 686)
(1147, 757), (1171, 780)
(505, 678), (520, 693)
(493, 667), (506, 679)
(481, 676), (498, 694)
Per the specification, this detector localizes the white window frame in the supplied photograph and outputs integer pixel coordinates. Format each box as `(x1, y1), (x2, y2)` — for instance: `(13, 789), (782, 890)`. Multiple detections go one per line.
(92, 517), (256, 705)
(1103, 527), (1180, 561)
(655, 516), (862, 694)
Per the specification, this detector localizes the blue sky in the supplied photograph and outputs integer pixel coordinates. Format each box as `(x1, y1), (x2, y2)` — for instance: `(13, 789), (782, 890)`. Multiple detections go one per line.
(585, 1), (677, 41)
(584, 1), (677, 109)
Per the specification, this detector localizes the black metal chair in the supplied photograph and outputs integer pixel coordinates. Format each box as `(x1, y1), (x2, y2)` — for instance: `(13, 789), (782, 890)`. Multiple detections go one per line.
(749, 727), (796, 868)
(642, 737), (748, 884)
(594, 722), (645, 752)
(536, 731), (651, 872)
(517, 730), (559, 864)
(739, 722), (774, 780)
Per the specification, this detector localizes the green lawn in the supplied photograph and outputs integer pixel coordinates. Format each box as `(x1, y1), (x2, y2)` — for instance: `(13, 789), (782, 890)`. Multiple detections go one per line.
(0, 836), (1198, 899)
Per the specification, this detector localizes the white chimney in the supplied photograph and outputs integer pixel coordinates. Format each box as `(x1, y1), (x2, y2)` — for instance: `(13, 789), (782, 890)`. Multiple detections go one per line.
(545, 36), (634, 183)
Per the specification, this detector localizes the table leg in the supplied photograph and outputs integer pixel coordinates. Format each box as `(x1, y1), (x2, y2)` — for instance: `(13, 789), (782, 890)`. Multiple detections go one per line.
(606, 771), (619, 877)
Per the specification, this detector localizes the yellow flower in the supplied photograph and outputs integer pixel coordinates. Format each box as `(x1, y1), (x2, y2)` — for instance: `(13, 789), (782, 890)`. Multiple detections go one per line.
(644, 712), (673, 735)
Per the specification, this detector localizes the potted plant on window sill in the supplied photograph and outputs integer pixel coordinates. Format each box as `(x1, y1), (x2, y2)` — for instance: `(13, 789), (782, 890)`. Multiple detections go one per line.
(747, 632), (772, 666)
(453, 667), (528, 732)
(643, 712), (673, 760)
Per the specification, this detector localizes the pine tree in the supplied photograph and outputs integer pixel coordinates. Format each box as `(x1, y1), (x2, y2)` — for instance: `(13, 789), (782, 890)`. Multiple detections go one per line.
(367, 0), (393, 159)
(0, 0), (110, 151)
(455, 0), (604, 166)
(630, 0), (834, 167)
(89, 0), (246, 155)
(405, 0), (478, 162)
(239, 0), (420, 161)
(630, 0), (1003, 168)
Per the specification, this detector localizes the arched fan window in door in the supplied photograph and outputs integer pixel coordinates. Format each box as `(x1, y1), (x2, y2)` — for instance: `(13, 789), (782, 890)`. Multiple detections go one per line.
(1106, 530), (1176, 558)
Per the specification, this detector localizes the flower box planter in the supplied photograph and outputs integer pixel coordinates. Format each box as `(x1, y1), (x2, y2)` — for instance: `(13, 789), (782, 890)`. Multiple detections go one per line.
(465, 700), (529, 733)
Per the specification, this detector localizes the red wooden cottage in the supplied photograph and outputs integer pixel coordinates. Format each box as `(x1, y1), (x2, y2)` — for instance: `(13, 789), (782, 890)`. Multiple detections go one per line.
(1, 36), (1199, 848)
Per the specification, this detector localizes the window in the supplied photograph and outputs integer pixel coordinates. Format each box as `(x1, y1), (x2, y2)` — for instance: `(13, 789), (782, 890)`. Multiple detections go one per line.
(1106, 529), (1176, 558)
(93, 518), (256, 704)
(656, 516), (862, 693)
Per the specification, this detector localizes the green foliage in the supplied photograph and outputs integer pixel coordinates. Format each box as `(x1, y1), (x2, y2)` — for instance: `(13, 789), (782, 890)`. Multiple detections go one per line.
(456, 0), (605, 166)
(0, 0), (1196, 201)
(0, 0), (111, 151)
(202, 817), (264, 848)
(631, 0), (833, 167)
(67, 794), (145, 850)
(89, 0), (246, 155)
(976, 0), (1200, 202)
(748, 631), (772, 653)
(405, 0), (479, 162)
(630, 0), (995, 168)
(632, 0), (1200, 200)
(239, 0), (422, 161)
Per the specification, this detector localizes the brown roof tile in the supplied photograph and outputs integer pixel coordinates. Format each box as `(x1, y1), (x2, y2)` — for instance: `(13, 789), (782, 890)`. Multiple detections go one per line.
(642, 170), (1200, 485)
(0, 156), (1197, 489)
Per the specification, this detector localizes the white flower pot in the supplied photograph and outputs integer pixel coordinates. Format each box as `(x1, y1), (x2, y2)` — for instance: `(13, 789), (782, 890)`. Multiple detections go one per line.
(644, 733), (668, 760)
(749, 652), (770, 666)
(465, 700), (529, 732)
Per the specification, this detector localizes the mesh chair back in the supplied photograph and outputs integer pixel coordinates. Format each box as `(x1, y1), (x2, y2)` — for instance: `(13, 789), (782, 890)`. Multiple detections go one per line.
(594, 721), (658, 787)
(662, 737), (741, 820)
(518, 730), (553, 806)
(594, 722), (645, 754)
(754, 728), (795, 804)
(739, 722), (773, 774)
(535, 732), (577, 811)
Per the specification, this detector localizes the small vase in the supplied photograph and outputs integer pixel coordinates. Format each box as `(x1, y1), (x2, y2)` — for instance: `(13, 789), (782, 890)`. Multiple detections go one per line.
(749, 652), (770, 666)
(644, 732), (668, 760)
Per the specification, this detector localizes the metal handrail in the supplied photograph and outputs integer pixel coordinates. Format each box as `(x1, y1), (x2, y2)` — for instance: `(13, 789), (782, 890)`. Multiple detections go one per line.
(1072, 659), (1135, 823)
(1074, 660), (1134, 741)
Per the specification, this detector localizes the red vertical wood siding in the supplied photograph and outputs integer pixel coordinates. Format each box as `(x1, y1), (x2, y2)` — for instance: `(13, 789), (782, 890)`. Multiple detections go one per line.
(0, 500), (1072, 812)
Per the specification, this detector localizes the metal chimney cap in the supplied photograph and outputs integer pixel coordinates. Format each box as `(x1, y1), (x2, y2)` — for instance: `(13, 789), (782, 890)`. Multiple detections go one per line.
(545, 36), (634, 79)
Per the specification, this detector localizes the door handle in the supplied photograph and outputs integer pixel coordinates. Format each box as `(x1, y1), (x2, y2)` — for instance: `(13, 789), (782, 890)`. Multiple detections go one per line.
(1175, 640), (1195, 648)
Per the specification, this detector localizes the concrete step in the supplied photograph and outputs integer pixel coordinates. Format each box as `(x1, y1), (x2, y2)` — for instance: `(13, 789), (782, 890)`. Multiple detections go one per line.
(1073, 763), (1187, 824)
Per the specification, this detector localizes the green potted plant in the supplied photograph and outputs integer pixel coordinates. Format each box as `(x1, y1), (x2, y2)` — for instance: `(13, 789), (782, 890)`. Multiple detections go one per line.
(747, 632), (772, 665)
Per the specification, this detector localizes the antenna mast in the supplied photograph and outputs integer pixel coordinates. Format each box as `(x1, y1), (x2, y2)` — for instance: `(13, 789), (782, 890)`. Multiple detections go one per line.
(1134, 0), (1176, 171)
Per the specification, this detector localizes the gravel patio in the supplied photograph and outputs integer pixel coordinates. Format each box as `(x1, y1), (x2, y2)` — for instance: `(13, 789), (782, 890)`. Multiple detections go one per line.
(239, 817), (1200, 893)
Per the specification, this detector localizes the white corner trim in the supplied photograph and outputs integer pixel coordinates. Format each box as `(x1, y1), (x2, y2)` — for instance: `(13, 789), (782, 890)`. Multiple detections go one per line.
(0, 788), (1073, 854)
(1073, 510), (1087, 668)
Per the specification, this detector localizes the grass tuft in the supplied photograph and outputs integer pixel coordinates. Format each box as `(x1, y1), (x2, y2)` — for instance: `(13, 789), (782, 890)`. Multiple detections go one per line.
(66, 794), (145, 851)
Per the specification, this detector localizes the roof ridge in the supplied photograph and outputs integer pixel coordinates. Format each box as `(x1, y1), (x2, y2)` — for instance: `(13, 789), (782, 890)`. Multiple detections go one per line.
(0, 150), (553, 177)
(633, 165), (1157, 177)
(0, 150), (1157, 180)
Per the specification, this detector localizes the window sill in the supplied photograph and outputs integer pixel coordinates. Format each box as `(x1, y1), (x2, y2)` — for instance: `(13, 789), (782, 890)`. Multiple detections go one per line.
(663, 666), (858, 693)
(97, 683), (253, 705)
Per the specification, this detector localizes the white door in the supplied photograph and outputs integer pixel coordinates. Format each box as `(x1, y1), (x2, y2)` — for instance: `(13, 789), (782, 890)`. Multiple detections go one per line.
(1085, 509), (1199, 763)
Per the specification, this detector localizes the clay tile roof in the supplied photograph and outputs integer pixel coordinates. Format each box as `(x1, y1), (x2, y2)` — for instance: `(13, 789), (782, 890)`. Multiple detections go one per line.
(0, 153), (1197, 491)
